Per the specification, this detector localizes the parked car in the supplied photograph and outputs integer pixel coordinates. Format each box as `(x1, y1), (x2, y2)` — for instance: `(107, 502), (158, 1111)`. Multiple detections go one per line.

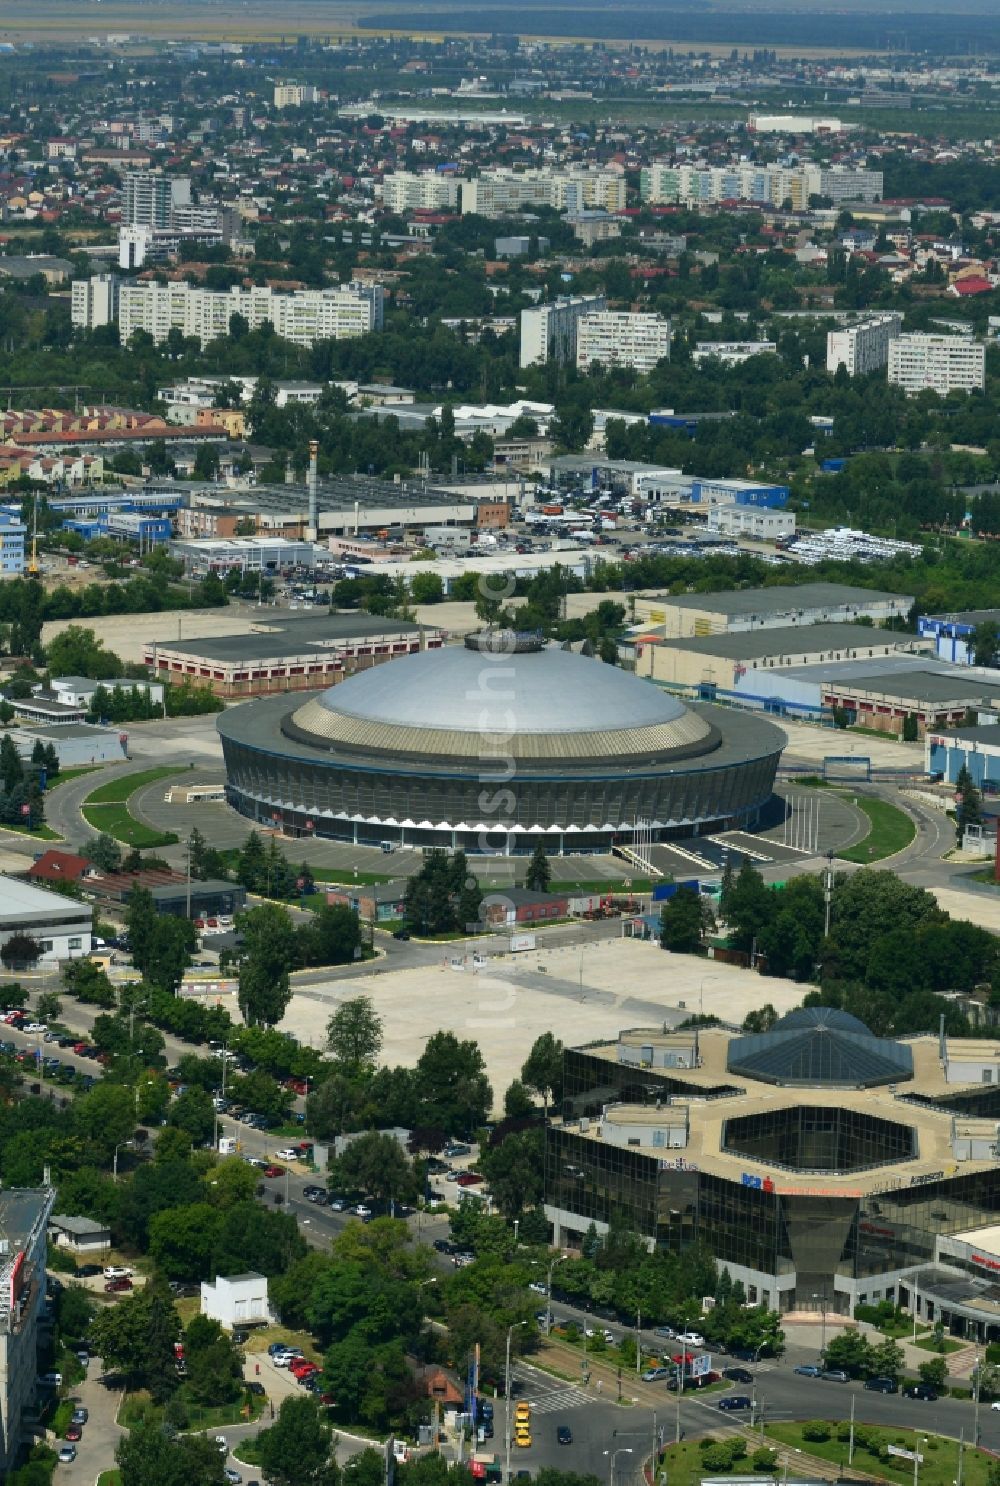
(821, 1370), (849, 1383)
(866, 1377), (898, 1393)
(103, 1266), (131, 1279)
(58, 1445), (77, 1464)
(275, 1148), (299, 1161)
(76, 1265), (102, 1278)
(723, 1368), (754, 1384)
(40, 1372), (63, 1387)
(71, 1409), (88, 1426)
(215, 1436), (229, 1454)
(794, 1364), (822, 1377)
(557, 1426), (573, 1445)
(718, 1396), (752, 1412)
(105, 1278), (133, 1293)
(677, 1331), (705, 1347)
(641, 1367), (671, 1382)
(262, 1165), (285, 1178)
(904, 1383), (939, 1401)
(654, 1326), (676, 1339)
(64, 1426), (82, 1442)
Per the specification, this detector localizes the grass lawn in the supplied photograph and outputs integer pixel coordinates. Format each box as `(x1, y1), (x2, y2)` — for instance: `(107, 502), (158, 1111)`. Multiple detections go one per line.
(240, 1322), (322, 1361)
(837, 797), (917, 863)
(97, 1474), (121, 1486)
(83, 765), (188, 805)
(80, 802), (179, 848)
(913, 1335), (964, 1355)
(81, 765), (186, 847)
(0, 818), (61, 840)
(766, 1422), (995, 1486)
(119, 1389), (264, 1431)
(46, 765), (104, 790)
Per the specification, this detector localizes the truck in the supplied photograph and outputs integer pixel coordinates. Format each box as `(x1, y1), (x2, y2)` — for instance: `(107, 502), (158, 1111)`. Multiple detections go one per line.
(509, 933), (536, 952)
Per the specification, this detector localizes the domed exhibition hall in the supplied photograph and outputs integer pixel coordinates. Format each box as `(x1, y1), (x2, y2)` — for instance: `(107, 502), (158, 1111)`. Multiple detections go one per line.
(217, 632), (785, 853)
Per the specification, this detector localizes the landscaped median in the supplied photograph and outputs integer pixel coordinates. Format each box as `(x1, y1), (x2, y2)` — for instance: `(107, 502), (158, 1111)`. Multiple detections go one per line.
(80, 765), (187, 848)
(837, 796), (917, 863)
(659, 1424), (995, 1486)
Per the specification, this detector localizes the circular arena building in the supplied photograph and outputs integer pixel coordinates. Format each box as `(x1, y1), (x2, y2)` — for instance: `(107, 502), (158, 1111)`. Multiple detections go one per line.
(217, 633), (785, 854)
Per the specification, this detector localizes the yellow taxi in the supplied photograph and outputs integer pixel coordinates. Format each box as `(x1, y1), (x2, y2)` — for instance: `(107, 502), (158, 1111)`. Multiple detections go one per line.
(515, 1428), (532, 1448)
(514, 1402), (531, 1423)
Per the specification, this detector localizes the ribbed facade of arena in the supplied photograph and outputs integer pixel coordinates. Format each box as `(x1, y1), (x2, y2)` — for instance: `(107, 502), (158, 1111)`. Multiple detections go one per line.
(217, 634), (785, 853)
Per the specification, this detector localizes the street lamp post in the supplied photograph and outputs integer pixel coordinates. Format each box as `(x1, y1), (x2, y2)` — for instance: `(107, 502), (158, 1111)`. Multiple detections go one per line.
(504, 1321), (527, 1485)
(913, 1435), (927, 1486)
(812, 1288), (828, 1358)
(546, 1254), (567, 1335)
(604, 1446), (633, 1486)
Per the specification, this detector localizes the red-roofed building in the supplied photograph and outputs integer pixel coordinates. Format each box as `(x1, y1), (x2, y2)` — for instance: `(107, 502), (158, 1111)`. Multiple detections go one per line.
(26, 849), (94, 886)
(949, 277), (994, 297)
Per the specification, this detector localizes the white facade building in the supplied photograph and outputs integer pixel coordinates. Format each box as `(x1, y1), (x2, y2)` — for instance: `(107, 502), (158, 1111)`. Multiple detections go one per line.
(463, 166), (626, 218)
(122, 172), (191, 227)
(200, 1272), (273, 1330)
(826, 313), (902, 376)
(0, 1189), (57, 1477)
(706, 505), (796, 541)
(692, 341), (777, 366)
(640, 160), (881, 210)
(116, 279), (384, 349)
(519, 294), (607, 368)
(71, 273), (121, 330)
(380, 171), (462, 213)
(273, 83), (319, 108)
(888, 334), (986, 396)
(0, 876), (92, 963)
(576, 312), (672, 373)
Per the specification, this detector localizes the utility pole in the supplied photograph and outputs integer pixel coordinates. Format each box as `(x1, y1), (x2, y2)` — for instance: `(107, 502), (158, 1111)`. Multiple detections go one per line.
(823, 850), (835, 937)
(636, 1309), (642, 1377)
(848, 1394), (855, 1465)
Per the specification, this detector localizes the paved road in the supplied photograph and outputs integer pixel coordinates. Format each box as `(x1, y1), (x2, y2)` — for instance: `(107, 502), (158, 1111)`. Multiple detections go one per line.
(56, 1357), (123, 1486)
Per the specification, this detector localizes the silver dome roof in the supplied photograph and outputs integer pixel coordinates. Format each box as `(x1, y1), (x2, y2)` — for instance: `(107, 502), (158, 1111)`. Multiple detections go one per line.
(290, 644), (713, 763)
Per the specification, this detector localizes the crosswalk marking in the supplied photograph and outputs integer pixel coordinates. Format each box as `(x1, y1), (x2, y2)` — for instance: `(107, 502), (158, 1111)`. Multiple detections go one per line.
(511, 1364), (591, 1415)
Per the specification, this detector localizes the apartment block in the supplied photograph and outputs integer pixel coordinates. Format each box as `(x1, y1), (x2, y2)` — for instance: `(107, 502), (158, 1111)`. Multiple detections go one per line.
(71, 273), (120, 331)
(887, 333), (986, 396)
(115, 280), (384, 349)
(122, 172), (191, 227)
(826, 313), (903, 376)
(519, 294), (607, 368)
(273, 83), (319, 108)
(0, 1188), (56, 1475)
(380, 171), (462, 214)
(692, 341), (776, 366)
(576, 311), (671, 373)
(463, 166), (625, 218)
(640, 160), (882, 209)
(0, 509), (26, 576)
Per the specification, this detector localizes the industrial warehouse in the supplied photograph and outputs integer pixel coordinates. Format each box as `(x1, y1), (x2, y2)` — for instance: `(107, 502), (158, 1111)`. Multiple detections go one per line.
(217, 631), (785, 852)
(545, 1011), (1000, 1338)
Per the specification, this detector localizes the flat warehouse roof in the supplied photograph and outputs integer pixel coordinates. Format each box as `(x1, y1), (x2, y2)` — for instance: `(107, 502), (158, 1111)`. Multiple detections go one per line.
(834, 670), (1000, 706)
(152, 613), (429, 663)
(0, 873), (93, 924)
(653, 582), (912, 616)
(659, 623), (921, 661)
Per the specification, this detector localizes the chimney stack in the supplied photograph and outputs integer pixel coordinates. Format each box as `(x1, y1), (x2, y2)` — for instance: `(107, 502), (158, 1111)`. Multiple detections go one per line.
(305, 439), (319, 542)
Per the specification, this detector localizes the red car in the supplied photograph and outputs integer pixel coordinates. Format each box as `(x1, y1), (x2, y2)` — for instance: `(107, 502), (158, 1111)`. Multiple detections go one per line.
(290, 1360), (318, 1380)
(105, 1277), (133, 1293)
(263, 1165), (285, 1178)
(64, 1426), (82, 1442)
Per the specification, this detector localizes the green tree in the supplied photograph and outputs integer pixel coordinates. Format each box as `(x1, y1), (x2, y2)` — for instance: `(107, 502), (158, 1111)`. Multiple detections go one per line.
(329, 1131), (419, 1209)
(521, 1031), (564, 1119)
(955, 762), (983, 846)
(236, 903), (297, 1026)
(301, 902), (362, 967)
(524, 843), (551, 893)
(326, 995), (383, 1075)
(918, 1355), (949, 1390)
(971, 619), (1000, 667)
(116, 1418), (226, 1486)
(90, 832), (123, 873)
(821, 1330), (872, 1378)
(45, 624), (122, 680)
(659, 886), (706, 954)
(91, 1283), (180, 1401)
(869, 1338), (905, 1379)
(166, 1087), (215, 1146)
(413, 1031), (492, 1134)
(36, 991), (62, 1022)
(255, 1395), (338, 1486)
(184, 1314), (243, 1406)
(148, 1201), (223, 1282)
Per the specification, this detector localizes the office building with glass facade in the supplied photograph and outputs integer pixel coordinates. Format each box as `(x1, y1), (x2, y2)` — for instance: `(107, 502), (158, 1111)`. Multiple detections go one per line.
(545, 1013), (1000, 1337)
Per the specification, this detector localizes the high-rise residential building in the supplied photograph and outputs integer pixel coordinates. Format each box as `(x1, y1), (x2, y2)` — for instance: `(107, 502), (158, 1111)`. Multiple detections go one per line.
(0, 1186), (56, 1474)
(0, 508), (26, 577)
(380, 171), (463, 214)
(519, 294), (607, 368)
(71, 273), (120, 331)
(116, 279), (384, 349)
(122, 172), (191, 227)
(462, 166), (626, 218)
(576, 311), (672, 374)
(826, 313), (903, 376)
(640, 160), (882, 210)
(887, 333), (986, 396)
(273, 83), (319, 108)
